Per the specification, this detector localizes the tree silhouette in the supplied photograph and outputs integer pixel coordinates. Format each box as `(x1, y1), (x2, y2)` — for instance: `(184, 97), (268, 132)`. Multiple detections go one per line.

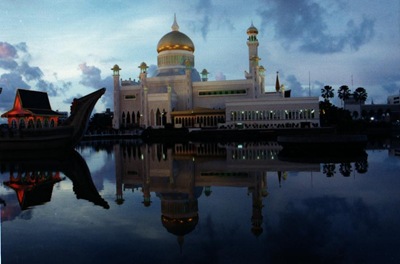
(321, 85), (334, 103)
(338, 85), (351, 108)
(353, 87), (368, 107)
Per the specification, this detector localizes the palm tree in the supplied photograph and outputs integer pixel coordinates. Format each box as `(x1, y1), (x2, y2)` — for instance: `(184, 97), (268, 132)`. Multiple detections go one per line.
(337, 85), (351, 108)
(321, 85), (334, 103)
(353, 87), (368, 106)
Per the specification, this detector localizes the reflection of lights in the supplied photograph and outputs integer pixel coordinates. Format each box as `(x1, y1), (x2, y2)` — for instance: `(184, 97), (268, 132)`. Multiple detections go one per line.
(141, 154), (144, 160)
(238, 144), (243, 149)
(370, 117), (374, 121)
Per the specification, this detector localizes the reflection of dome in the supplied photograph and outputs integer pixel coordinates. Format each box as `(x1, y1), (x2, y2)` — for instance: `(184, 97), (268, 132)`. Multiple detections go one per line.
(157, 31), (195, 53)
(157, 15), (195, 53)
(161, 215), (199, 237)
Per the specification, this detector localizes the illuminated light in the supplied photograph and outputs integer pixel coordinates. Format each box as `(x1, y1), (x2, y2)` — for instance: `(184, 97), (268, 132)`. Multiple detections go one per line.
(141, 154), (144, 160)
(238, 144), (243, 149)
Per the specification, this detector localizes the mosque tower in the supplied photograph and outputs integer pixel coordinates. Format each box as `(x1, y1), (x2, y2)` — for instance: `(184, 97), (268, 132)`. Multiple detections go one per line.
(247, 22), (264, 98)
(111, 64), (121, 129)
(247, 22), (259, 78)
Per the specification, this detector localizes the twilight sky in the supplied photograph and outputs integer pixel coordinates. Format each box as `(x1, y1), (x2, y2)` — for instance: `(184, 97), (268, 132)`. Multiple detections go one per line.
(0, 0), (399, 116)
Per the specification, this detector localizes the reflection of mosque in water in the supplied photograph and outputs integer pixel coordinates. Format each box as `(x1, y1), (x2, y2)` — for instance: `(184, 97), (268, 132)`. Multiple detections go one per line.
(114, 141), (321, 242)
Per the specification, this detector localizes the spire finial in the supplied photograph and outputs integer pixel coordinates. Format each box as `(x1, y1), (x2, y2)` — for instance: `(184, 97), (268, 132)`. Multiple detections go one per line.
(172, 13), (179, 31)
(275, 71), (280, 92)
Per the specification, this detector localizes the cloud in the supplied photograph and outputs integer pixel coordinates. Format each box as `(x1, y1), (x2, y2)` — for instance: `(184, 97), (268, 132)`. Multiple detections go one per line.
(0, 42), (68, 102)
(0, 42), (18, 59)
(215, 72), (226, 81)
(78, 62), (113, 109)
(18, 61), (43, 81)
(286, 74), (305, 97)
(258, 0), (375, 53)
(0, 73), (30, 109)
(382, 82), (400, 96)
(188, 0), (235, 40)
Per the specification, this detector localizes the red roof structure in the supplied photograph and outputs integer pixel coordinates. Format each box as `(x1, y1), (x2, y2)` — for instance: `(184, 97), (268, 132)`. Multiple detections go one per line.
(1, 89), (62, 129)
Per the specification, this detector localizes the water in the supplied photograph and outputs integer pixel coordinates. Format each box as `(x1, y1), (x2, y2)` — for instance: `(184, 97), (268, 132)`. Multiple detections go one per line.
(1, 140), (399, 264)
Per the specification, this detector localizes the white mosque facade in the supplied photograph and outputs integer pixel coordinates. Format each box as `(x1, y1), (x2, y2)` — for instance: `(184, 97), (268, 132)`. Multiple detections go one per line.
(112, 16), (320, 130)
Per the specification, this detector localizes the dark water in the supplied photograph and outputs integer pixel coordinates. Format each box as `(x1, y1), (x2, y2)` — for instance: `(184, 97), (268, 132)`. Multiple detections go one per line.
(1, 140), (400, 264)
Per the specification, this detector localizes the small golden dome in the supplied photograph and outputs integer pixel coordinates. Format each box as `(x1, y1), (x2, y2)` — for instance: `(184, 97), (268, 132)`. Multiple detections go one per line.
(247, 22), (258, 35)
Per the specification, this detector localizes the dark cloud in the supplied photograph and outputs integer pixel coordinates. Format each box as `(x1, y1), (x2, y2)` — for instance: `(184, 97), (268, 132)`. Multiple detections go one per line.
(0, 41), (69, 105)
(0, 73), (30, 109)
(382, 82), (400, 96)
(0, 42), (18, 59)
(258, 0), (375, 53)
(286, 74), (304, 96)
(18, 61), (43, 81)
(188, 0), (235, 40)
(78, 62), (113, 109)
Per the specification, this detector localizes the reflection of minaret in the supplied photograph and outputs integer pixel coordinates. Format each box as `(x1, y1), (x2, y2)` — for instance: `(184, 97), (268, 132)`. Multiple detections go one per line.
(250, 173), (268, 237)
(114, 144), (124, 205)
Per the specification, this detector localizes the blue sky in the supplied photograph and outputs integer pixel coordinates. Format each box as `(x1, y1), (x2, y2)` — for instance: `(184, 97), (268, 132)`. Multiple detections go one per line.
(0, 0), (399, 117)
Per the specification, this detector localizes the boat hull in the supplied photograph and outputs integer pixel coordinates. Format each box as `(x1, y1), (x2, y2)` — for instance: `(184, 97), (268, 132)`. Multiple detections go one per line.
(0, 126), (73, 152)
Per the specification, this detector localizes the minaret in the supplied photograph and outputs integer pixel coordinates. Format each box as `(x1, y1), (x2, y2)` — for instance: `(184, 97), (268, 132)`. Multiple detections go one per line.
(111, 64), (121, 129)
(247, 22), (259, 77)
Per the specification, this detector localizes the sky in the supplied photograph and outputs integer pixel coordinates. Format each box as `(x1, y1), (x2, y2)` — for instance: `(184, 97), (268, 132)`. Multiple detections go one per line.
(0, 0), (399, 118)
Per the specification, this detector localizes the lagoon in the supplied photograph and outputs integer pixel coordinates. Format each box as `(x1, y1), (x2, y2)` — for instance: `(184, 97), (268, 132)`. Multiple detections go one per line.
(1, 140), (400, 263)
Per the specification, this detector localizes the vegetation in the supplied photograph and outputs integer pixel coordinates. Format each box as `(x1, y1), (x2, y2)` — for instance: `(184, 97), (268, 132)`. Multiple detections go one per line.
(319, 84), (395, 136)
(321, 85), (334, 102)
(337, 85), (351, 107)
(353, 87), (368, 106)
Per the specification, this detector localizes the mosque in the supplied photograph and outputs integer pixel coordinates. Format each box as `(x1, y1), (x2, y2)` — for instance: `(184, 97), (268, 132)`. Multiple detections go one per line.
(112, 15), (320, 130)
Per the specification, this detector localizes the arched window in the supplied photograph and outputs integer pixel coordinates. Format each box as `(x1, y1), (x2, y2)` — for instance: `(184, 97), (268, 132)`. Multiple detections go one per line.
(156, 109), (161, 126)
(28, 119), (34, 129)
(126, 112), (131, 124)
(36, 119), (42, 128)
(19, 119), (26, 129)
(122, 112), (126, 126)
(136, 112), (141, 125)
(11, 119), (17, 129)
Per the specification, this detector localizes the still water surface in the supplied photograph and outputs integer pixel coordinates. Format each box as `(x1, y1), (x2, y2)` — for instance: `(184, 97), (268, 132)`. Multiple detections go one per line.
(1, 140), (399, 264)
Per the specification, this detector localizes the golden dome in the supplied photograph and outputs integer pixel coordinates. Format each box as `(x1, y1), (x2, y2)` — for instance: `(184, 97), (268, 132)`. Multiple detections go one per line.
(157, 30), (195, 53)
(157, 15), (195, 53)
